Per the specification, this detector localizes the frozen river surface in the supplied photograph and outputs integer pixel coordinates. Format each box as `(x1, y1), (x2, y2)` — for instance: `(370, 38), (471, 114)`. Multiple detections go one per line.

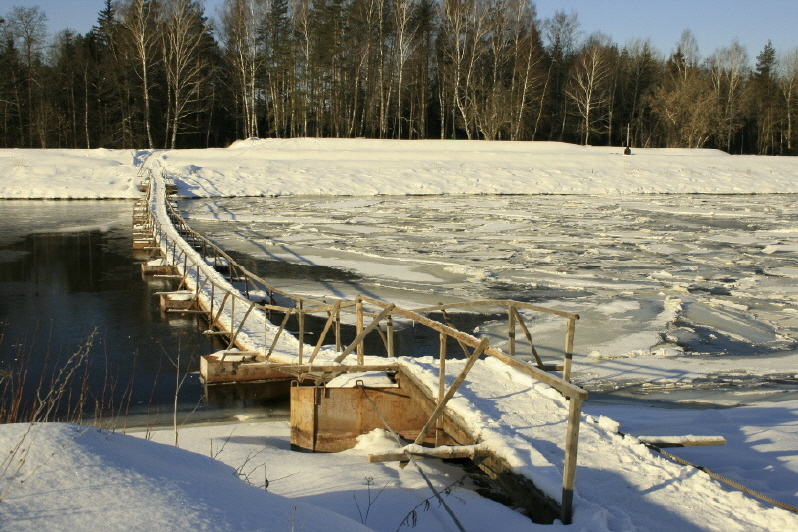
(180, 194), (798, 404)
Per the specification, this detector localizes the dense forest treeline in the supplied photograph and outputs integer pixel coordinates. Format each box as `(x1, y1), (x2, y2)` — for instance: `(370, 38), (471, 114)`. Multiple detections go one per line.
(0, 0), (796, 153)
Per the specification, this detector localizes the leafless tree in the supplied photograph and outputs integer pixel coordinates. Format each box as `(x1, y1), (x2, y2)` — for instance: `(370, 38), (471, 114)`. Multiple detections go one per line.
(707, 39), (749, 151)
(778, 48), (798, 152)
(160, 0), (210, 148)
(507, 0), (545, 140)
(566, 33), (612, 145)
(2, 6), (48, 146)
(674, 29), (700, 82)
(220, 0), (267, 139)
(392, 0), (418, 138)
(438, 0), (491, 139)
(119, 0), (160, 149)
(542, 9), (581, 140)
(291, 0), (312, 136)
(621, 38), (661, 147)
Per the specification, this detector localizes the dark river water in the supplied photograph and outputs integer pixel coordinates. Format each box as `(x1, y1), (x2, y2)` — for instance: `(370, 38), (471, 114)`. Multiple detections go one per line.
(0, 201), (289, 427)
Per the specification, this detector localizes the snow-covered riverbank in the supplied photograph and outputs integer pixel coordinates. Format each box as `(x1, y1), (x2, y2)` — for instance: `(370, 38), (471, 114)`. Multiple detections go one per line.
(3, 138), (798, 199)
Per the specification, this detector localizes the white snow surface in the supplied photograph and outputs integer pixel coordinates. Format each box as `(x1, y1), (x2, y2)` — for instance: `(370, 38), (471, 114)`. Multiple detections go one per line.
(160, 138), (798, 197)
(0, 423), (373, 532)
(0, 148), (143, 199)
(2, 139), (798, 199)
(2, 139), (798, 531)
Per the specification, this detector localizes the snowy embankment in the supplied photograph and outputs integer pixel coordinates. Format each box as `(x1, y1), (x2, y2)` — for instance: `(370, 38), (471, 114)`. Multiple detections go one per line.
(151, 138), (798, 197)
(0, 423), (373, 532)
(0, 148), (143, 199)
(2, 138), (798, 199)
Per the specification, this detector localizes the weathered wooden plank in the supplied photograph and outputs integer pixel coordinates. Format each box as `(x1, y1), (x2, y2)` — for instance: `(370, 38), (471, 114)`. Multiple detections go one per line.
(637, 435), (727, 448)
(368, 444), (492, 463)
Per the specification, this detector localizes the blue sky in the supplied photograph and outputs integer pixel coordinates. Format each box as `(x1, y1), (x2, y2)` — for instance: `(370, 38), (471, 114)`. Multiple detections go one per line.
(1, 0), (796, 62)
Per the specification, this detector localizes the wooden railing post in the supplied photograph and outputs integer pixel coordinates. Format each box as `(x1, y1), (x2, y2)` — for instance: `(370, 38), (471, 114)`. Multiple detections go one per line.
(267, 310), (293, 359)
(355, 298), (364, 363)
(335, 304), (342, 351)
(298, 300), (305, 364)
(508, 304), (516, 357)
(414, 337), (488, 446)
(209, 281), (214, 317)
(227, 300), (257, 350)
(561, 395), (583, 525)
(511, 307), (544, 367)
(386, 315), (395, 357)
(230, 293), (235, 338)
(563, 316), (577, 382)
(437, 331), (447, 446)
(309, 300), (341, 363)
(438, 332), (447, 403)
(334, 304), (396, 364)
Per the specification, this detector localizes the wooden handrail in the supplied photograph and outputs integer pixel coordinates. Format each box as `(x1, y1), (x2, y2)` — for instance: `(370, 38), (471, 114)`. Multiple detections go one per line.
(411, 299), (579, 321)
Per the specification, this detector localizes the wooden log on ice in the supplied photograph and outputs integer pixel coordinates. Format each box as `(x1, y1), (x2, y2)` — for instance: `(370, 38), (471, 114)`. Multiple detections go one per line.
(637, 435), (727, 448)
(368, 443), (492, 463)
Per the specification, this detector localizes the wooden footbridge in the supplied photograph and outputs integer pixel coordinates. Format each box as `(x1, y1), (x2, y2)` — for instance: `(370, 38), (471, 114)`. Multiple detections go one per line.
(133, 170), (588, 524)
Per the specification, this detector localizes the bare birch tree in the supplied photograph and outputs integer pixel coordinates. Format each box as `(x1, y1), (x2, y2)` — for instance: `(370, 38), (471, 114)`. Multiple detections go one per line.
(438, 0), (490, 139)
(566, 33), (611, 145)
(507, 0), (545, 140)
(119, 0), (159, 149)
(707, 39), (748, 152)
(392, 0), (418, 138)
(778, 48), (798, 153)
(220, 0), (267, 139)
(2, 6), (48, 147)
(160, 0), (210, 148)
(291, 0), (312, 136)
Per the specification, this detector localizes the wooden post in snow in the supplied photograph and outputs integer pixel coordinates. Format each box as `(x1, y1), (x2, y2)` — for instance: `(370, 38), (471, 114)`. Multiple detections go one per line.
(437, 331), (448, 446)
(561, 395), (583, 525)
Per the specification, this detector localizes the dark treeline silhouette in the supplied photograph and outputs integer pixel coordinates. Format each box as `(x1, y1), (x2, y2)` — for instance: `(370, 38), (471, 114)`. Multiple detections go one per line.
(1, 0), (796, 153)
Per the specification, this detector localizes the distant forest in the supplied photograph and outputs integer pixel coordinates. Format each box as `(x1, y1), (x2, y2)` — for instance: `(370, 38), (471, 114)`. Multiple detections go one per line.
(0, 0), (796, 154)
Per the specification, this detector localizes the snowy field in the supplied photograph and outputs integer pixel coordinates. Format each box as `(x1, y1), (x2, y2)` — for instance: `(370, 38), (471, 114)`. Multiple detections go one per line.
(1, 139), (798, 530)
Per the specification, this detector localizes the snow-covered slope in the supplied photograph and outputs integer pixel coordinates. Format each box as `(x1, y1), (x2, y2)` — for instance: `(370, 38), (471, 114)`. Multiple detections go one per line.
(0, 423), (373, 532)
(0, 148), (142, 199)
(2, 139), (797, 199)
(157, 138), (798, 197)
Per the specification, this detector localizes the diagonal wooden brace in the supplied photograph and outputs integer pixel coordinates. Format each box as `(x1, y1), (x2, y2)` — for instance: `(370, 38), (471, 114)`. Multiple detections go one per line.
(333, 304), (396, 363)
(413, 337), (489, 446)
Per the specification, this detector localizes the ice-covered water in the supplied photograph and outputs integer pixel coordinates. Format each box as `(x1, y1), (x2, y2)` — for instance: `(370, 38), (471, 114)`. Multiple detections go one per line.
(180, 194), (798, 404)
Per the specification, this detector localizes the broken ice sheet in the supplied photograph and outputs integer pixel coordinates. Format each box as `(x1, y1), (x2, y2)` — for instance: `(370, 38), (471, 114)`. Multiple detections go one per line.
(180, 194), (798, 402)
